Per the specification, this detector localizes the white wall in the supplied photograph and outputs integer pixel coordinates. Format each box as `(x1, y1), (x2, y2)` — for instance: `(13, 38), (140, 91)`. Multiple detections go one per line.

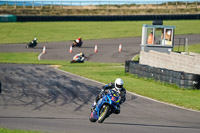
(139, 50), (200, 75)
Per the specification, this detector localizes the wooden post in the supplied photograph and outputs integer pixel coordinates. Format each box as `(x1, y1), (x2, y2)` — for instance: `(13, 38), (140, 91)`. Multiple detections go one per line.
(6, 2), (7, 9)
(14, 2), (16, 10)
(186, 1), (188, 9)
(23, 2), (25, 9)
(98, 1), (100, 10)
(185, 38), (189, 55)
(156, 2), (158, 10)
(41, 1), (43, 9)
(32, 2), (34, 10)
(60, 2), (62, 9)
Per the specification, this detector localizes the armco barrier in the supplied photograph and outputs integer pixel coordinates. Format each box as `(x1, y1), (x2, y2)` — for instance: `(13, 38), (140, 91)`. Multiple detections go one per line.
(125, 60), (200, 89)
(0, 15), (16, 22)
(16, 14), (200, 22)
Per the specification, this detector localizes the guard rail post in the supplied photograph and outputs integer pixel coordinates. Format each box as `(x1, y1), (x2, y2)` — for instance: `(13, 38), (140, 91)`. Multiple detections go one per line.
(185, 38), (189, 54)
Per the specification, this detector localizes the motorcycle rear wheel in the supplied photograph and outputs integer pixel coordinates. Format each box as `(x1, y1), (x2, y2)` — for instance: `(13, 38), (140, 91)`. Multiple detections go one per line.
(98, 105), (110, 123)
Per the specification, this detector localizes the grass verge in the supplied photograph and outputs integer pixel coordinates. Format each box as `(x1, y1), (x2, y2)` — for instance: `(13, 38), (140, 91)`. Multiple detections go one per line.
(0, 51), (200, 111)
(174, 43), (200, 53)
(0, 20), (200, 44)
(0, 128), (43, 133)
(60, 62), (200, 111)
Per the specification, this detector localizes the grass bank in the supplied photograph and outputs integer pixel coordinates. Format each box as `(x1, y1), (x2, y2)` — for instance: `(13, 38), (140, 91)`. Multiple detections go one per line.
(173, 43), (200, 53)
(1, 2), (200, 16)
(60, 61), (200, 111)
(0, 20), (200, 44)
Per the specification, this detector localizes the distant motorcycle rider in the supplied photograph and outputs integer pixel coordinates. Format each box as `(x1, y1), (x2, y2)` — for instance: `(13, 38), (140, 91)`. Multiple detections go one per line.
(31, 37), (37, 46)
(71, 52), (85, 63)
(92, 78), (126, 114)
(72, 37), (82, 47)
(26, 37), (37, 48)
(76, 37), (82, 44)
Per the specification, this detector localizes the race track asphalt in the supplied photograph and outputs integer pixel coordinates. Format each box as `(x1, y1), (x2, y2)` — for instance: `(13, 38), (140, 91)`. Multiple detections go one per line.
(0, 36), (200, 133)
(0, 34), (200, 63)
(0, 64), (200, 133)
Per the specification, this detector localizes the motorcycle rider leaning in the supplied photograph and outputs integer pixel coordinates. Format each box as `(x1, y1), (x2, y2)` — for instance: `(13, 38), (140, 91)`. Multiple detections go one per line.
(92, 78), (126, 114)
(29, 37), (37, 47)
(72, 52), (85, 62)
(76, 37), (82, 44)
(73, 37), (82, 47)
(32, 37), (37, 46)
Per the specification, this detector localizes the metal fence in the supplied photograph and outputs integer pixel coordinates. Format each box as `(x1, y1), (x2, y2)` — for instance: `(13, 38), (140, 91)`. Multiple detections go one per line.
(0, 1), (200, 15)
(1, 0), (200, 9)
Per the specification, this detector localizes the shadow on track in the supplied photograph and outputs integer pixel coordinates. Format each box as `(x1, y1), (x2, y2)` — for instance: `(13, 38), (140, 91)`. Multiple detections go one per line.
(0, 116), (87, 120)
(0, 64), (100, 111)
(104, 122), (200, 129)
(79, 46), (94, 49)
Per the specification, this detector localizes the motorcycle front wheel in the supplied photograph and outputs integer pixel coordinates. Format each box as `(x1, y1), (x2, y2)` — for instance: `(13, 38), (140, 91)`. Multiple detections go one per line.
(89, 112), (97, 122)
(98, 105), (110, 123)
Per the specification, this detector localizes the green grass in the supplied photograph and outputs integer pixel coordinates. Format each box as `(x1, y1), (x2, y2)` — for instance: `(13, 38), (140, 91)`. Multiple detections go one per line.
(0, 51), (200, 111)
(0, 52), (68, 65)
(188, 44), (200, 53)
(60, 62), (200, 111)
(0, 20), (200, 44)
(0, 128), (43, 133)
(174, 43), (200, 53)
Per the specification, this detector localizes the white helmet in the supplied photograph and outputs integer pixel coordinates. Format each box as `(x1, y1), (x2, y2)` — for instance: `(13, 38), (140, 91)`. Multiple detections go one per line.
(115, 78), (123, 91)
(167, 30), (171, 36)
(80, 52), (83, 56)
(34, 38), (37, 41)
(76, 39), (79, 43)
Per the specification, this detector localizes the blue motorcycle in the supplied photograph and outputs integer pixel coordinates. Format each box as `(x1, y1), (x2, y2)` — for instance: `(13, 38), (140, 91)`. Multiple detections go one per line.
(89, 89), (120, 123)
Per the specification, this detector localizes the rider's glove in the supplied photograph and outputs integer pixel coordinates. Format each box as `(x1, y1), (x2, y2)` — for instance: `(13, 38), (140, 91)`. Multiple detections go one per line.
(108, 82), (112, 87)
(100, 89), (105, 95)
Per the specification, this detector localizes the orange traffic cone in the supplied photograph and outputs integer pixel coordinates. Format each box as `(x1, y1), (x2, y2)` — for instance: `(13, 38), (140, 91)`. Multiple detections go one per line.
(119, 44), (122, 52)
(42, 46), (46, 54)
(94, 44), (98, 53)
(69, 45), (72, 53)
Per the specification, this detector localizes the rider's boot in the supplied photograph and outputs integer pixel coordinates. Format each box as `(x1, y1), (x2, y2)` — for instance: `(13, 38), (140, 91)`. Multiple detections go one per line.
(91, 101), (97, 111)
(114, 105), (120, 114)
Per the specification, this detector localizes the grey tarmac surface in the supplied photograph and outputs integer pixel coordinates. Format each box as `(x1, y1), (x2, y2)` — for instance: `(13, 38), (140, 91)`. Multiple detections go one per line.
(0, 36), (200, 133)
(0, 64), (200, 133)
(0, 35), (200, 63)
